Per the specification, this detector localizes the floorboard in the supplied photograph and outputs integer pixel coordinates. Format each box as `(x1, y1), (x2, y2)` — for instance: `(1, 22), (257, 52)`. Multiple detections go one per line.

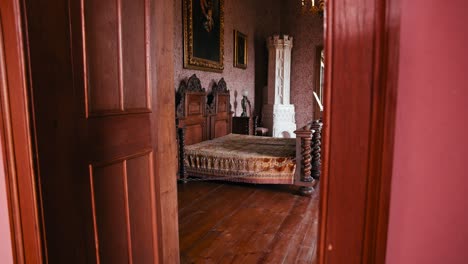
(178, 182), (319, 264)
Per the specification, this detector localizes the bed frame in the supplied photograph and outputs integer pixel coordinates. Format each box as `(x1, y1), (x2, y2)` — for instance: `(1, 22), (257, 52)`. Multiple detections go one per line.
(176, 74), (322, 196)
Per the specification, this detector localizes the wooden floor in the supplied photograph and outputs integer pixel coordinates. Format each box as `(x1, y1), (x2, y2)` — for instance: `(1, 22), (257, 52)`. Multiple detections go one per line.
(178, 181), (319, 264)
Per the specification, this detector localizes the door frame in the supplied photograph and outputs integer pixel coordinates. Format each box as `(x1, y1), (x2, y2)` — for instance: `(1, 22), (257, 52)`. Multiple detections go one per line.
(0, 0), (45, 262)
(318, 0), (401, 263)
(313, 45), (323, 121)
(1, 0), (401, 263)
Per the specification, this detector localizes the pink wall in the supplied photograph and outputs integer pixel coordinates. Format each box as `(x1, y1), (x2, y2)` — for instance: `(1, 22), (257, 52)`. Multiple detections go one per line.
(174, 0), (257, 117)
(386, 1), (468, 263)
(0, 133), (14, 263)
(281, 2), (323, 127)
(173, 0), (322, 123)
(253, 0), (281, 116)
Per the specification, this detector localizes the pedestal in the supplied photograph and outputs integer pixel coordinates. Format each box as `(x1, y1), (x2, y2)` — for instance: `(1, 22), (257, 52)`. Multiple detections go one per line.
(262, 104), (296, 138)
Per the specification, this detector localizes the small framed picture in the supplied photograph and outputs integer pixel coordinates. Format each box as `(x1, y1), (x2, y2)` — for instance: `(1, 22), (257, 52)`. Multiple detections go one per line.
(233, 30), (247, 69)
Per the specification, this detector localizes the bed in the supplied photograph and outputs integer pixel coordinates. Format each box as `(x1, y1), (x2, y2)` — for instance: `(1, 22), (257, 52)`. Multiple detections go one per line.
(176, 74), (322, 195)
(184, 134), (297, 184)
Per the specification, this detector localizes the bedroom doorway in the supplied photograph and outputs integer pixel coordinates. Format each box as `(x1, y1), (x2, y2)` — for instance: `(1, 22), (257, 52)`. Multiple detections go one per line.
(176, 0), (325, 262)
(1, 0), (400, 263)
(175, 0), (400, 262)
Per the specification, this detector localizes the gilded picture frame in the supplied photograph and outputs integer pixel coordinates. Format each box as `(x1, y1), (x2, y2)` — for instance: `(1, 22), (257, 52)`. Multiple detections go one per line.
(233, 30), (247, 69)
(183, 0), (224, 72)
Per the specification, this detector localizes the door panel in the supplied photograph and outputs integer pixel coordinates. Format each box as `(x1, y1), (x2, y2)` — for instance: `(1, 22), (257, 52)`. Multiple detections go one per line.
(121, 0), (149, 111)
(90, 161), (130, 263)
(23, 0), (178, 262)
(84, 0), (121, 114)
(126, 153), (156, 264)
(90, 151), (156, 263)
(80, 0), (159, 263)
(88, 115), (152, 162)
(84, 0), (151, 116)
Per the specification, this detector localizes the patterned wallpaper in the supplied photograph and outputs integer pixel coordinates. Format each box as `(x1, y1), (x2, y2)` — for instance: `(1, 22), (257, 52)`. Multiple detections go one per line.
(281, 2), (324, 127)
(174, 0), (257, 117)
(252, 0), (282, 116)
(173, 0), (323, 124)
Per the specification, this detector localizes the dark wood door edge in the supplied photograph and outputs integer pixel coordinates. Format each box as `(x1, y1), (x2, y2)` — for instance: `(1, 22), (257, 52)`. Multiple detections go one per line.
(0, 21), (23, 262)
(317, 0), (401, 263)
(362, 0), (401, 262)
(0, 0), (44, 263)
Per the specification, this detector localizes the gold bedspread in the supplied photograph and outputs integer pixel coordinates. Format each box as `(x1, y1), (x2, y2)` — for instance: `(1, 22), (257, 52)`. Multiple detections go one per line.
(184, 134), (296, 184)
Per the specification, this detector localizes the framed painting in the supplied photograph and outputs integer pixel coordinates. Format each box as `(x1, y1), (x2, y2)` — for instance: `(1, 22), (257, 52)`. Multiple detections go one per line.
(183, 0), (224, 72)
(233, 30), (247, 69)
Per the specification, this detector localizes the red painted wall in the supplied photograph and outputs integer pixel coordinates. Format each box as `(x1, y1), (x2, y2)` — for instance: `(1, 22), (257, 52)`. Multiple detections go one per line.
(0, 133), (14, 263)
(386, 1), (468, 263)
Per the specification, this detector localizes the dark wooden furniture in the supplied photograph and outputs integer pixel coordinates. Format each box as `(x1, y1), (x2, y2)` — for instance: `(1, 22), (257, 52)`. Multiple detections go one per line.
(311, 119), (323, 180)
(176, 75), (230, 144)
(232, 116), (253, 135)
(207, 78), (232, 139)
(12, 0), (180, 262)
(176, 75), (320, 196)
(176, 74), (209, 145)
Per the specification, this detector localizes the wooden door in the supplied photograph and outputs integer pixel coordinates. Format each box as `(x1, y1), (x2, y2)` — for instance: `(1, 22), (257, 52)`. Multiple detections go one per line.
(317, 0), (401, 263)
(69, 0), (179, 263)
(23, 0), (179, 263)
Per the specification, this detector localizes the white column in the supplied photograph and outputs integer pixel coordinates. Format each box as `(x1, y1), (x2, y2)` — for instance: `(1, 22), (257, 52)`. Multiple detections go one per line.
(262, 35), (296, 138)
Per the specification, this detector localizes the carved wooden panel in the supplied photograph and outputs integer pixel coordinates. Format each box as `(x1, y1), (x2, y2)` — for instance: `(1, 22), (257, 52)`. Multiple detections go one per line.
(83, 0), (150, 117)
(84, 0), (120, 113)
(177, 90), (208, 143)
(88, 114), (151, 163)
(187, 94), (204, 116)
(121, 0), (149, 111)
(217, 95), (228, 113)
(89, 151), (155, 264)
(185, 124), (203, 145)
(188, 102), (201, 115)
(125, 153), (156, 263)
(214, 120), (228, 138)
(90, 161), (128, 263)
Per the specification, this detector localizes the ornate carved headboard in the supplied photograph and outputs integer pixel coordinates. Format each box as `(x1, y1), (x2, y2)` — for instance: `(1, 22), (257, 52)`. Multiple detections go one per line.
(207, 78), (232, 139)
(176, 75), (232, 146)
(176, 74), (208, 145)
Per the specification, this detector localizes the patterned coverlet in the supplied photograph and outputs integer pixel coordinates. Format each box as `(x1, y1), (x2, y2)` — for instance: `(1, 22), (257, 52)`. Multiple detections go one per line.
(184, 134), (296, 184)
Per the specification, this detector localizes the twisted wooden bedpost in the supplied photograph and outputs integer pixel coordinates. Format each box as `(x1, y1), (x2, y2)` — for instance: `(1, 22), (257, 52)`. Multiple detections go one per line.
(294, 125), (316, 196)
(178, 127), (187, 183)
(311, 119), (323, 180)
(302, 135), (313, 182)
